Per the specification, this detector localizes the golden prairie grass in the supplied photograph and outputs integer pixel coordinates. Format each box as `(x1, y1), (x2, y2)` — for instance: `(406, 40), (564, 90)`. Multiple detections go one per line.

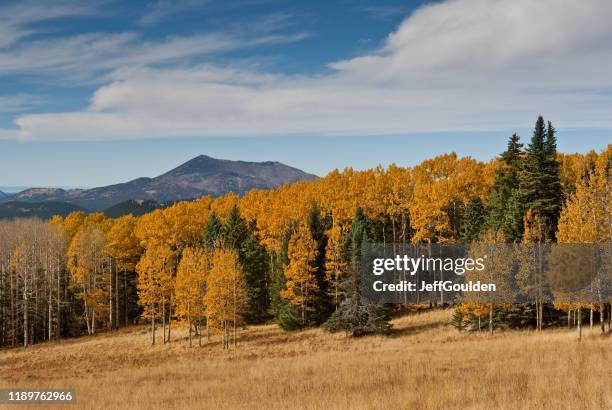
(1, 309), (610, 410)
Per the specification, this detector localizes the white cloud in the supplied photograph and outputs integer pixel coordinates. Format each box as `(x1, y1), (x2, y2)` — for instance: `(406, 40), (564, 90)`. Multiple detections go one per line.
(12, 0), (612, 140)
(0, 31), (308, 83)
(0, 1), (104, 48)
(0, 93), (45, 113)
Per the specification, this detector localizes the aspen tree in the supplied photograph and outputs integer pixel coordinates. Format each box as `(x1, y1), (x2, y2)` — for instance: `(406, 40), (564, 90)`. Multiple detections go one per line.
(175, 247), (209, 347)
(204, 248), (246, 348)
(281, 224), (319, 326)
(106, 215), (142, 328)
(136, 244), (174, 345)
(557, 146), (611, 335)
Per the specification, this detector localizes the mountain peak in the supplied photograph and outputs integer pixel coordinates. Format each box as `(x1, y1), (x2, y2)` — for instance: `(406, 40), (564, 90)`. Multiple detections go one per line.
(2, 156), (317, 212)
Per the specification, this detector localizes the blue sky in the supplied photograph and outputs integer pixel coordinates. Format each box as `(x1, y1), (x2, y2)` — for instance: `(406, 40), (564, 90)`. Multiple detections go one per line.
(0, 0), (611, 188)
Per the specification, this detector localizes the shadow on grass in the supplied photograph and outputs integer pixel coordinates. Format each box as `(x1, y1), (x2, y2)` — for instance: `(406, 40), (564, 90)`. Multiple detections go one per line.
(387, 320), (447, 338)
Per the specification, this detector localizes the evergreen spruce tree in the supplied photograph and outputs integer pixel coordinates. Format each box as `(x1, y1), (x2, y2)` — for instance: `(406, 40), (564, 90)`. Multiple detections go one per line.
(487, 133), (524, 241)
(323, 208), (391, 337)
(520, 116), (562, 242)
(503, 189), (525, 242)
(460, 197), (486, 242)
(306, 202), (333, 324)
(542, 121), (562, 239)
(203, 212), (223, 249)
(222, 206), (248, 249)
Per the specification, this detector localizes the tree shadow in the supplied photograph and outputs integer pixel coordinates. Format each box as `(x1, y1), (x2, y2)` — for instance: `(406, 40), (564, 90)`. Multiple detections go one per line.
(387, 321), (447, 338)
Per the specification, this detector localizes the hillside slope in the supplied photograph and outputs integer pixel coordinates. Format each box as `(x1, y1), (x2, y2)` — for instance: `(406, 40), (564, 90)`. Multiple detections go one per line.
(0, 201), (86, 219)
(103, 199), (165, 218)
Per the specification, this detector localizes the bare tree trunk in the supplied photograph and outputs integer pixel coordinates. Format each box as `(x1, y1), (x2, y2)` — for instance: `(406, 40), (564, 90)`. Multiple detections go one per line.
(84, 300), (91, 335)
(600, 304), (605, 335)
(56, 255), (61, 341)
(609, 302), (611, 333)
(48, 286), (53, 341)
(11, 268), (16, 347)
(124, 272), (128, 327)
(23, 280), (28, 348)
(221, 320), (226, 349)
(489, 303), (493, 335)
(188, 302), (192, 348)
(539, 301), (543, 331)
(589, 307), (593, 329)
(109, 261), (113, 331)
(233, 277), (237, 347)
(151, 313), (156, 346)
(115, 267), (119, 329)
(167, 296), (172, 342)
(162, 300), (166, 344)
(198, 302), (202, 347)
(577, 306), (582, 341)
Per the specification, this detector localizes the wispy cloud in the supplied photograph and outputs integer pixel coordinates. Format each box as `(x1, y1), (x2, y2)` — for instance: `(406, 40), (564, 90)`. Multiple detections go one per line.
(0, 30), (309, 84)
(138, 0), (209, 25)
(10, 0), (612, 140)
(0, 1), (104, 48)
(0, 93), (45, 113)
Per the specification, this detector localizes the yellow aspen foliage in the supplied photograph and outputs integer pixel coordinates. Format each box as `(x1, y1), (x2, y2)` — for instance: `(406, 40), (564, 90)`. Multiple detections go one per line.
(281, 224), (319, 325)
(62, 211), (87, 240)
(66, 223), (108, 335)
(204, 248), (247, 347)
(409, 153), (487, 243)
(164, 201), (210, 250)
(175, 247), (209, 345)
(523, 209), (545, 243)
(210, 192), (240, 220)
(105, 215), (142, 272)
(136, 244), (175, 344)
(557, 146), (611, 243)
(134, 209), (172, 248)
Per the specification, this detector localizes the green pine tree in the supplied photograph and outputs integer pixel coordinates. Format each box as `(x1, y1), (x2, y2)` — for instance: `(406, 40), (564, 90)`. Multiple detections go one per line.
(520, 116), (562, 242)
(306, 202), (333, 324)
(323, 208), (391, 337)
(460, 196), (485, 242)
(487, 133), (524, 241)
(203, 212), (223, 249)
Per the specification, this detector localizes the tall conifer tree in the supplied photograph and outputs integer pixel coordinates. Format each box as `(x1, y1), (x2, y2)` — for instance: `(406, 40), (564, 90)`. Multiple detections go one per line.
(521, 116), (562, 241)
(487, 133), (524, 241)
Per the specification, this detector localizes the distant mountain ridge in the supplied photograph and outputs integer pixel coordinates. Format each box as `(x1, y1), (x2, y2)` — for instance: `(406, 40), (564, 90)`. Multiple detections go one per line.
(1, 155), (317, 211)
(0, 201), (86, 219)
(0, 199), (166, 220)
(0, 190), (7, 199)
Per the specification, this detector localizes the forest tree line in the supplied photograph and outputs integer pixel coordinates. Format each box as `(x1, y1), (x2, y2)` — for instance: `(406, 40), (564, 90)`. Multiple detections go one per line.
(0, 117), (610, 348)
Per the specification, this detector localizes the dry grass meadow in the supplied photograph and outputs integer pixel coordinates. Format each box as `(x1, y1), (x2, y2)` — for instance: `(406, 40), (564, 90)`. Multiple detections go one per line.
(1, 309), (610, 410)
